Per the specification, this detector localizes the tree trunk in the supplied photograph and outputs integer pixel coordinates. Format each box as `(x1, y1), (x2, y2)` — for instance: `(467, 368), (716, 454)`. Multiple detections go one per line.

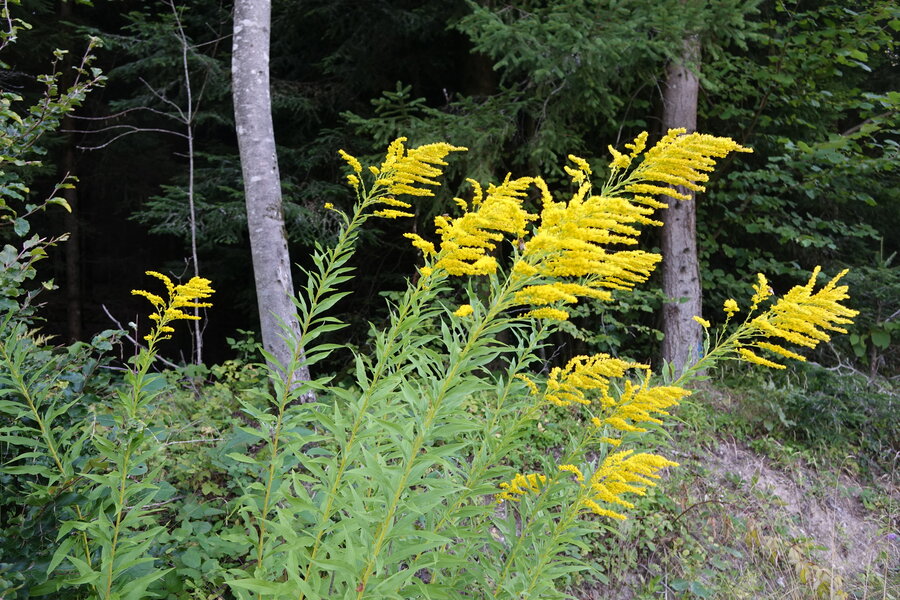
(660, 35), (702, 374)
(232, 0), (312, 394)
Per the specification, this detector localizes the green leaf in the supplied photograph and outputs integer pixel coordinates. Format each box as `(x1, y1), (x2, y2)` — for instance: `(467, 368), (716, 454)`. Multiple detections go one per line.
(13, 217), (29, 236)
(870, 329), (890, 349)
(181, 547), (203, 569)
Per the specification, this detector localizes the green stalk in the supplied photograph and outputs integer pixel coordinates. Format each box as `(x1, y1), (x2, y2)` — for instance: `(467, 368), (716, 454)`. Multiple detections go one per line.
(353, 274), (522, 598)
(0, 337), (94, 569)
(492, 425), (602, 595)
(297, 270), (441, 597)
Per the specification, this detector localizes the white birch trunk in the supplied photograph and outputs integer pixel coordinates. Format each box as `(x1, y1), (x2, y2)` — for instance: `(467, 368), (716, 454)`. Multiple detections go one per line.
(660, 35), (703, 374)
(232, 0), (311, 392)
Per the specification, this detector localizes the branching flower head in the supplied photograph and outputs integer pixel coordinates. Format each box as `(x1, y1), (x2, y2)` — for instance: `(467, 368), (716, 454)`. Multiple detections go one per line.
(337, 139), (466, 220)
(591, 373), (690, 447)
(739, 267), (857, 369)
(496, 472), (548, 503)
(621, 129), (752, 201)
(429, 176), (537, 276)
(543, 354), (641, 407)
(132, 271), (214, 344)
(581, 450), (679, 520)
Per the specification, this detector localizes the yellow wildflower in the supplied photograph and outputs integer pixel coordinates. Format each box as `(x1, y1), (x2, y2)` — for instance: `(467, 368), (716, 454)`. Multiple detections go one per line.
(742, 267), (858, 368)
(373, 209), (414, 220)
(558, 464), (584, 483)
(338, 149), (362, 174)
(581, 450), (678, 520)
(515, 373), (540, 396)
(132, 271), (214, 343)
(751, 273), (772, 309)
(738, 347), (786, 370)
(693, 315), (711, 328)
(564, 154), (592, 184)
(523, 307), (571, 321)
(608, 145), (631, 170)
(377, 137), (466, 198)
(619, 129), (751, 201)
(724, 299), (739, 316)
(496, 472), (548, 503)
(453, 304), (474, 318)
(543, 354), (641, 407)
(624, 131), (648, 158)
(430, 175), (537, 276)
(596, 374), (689, 446)
(404, 233), (436, 255)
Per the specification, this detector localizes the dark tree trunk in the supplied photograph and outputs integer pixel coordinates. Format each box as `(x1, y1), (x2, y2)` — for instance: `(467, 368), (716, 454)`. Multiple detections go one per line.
(660, 35), (702, 374)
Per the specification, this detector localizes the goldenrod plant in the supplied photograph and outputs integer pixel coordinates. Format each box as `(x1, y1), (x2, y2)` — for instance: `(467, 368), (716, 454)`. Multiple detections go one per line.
(0, 133), (858, 599)
(219, 132), (856, 599)
(0, 272), (213, 599)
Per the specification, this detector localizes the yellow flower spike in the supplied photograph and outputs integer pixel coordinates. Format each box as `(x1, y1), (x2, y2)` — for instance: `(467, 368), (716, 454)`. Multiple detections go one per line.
(132, 272), (215, 346)
(618, 129), (751, 203)
(373, 209), (415, 220)
(145, 270), (175, 296)
(453, 304), (474, 318)
(338, 149), (362, 174)
(581, 450), (678, 520)
(558, 464), (584, 483)
(428, 175), (537, 276)
(693, 315), (711, 328)
(403, 233), (436, 256)
(724, 299), (739, 316)
(495, 472), (548, 503)
(523, 307), (570, 321)
(376, 138), (467, 199)
(737, 268), (857, 369)
(624, 131), (648, 158)
(751, 273), (771, 309)
(346, 174), (360, 188)
(515, 373), (540, 396)
(599, 375), (690, 445)
(542, 354), (642, 407)
(608, 145), (631, 170)
(739, 347), (786, 369)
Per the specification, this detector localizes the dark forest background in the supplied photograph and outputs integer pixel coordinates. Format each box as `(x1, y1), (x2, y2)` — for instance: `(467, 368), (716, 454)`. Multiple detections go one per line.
(5, 0), (899, 374)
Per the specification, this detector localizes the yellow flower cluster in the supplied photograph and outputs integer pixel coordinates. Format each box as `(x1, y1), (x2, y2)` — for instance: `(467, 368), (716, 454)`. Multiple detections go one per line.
(750, 273), (772, 310)
(740, 267), (858, 369)
(621, 128), (752, 201)
(543, 354), (641, 407)
(431, 176), (538, 275)
(337, 138), (466, 219)
(724, 298), (739, 316)
(581, 450), (679, 520)
(396, 131), (751, 321)
(496, 472), (548, 503)
(591, 374), (690, 447)
(453, 304), (474, 318)
(131, 271), (215, 343)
